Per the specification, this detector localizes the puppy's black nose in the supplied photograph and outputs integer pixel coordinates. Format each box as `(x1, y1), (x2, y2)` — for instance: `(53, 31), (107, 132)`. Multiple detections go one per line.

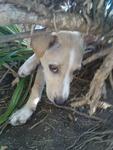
(54, 97), (66, 105)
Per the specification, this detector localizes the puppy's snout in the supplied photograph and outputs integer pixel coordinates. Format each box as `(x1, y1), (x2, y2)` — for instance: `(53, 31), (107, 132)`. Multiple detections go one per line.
(54, 97), (66, 105)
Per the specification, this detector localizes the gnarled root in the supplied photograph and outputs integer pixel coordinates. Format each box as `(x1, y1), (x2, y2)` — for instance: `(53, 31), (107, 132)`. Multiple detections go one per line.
(71, 48), (113, 115)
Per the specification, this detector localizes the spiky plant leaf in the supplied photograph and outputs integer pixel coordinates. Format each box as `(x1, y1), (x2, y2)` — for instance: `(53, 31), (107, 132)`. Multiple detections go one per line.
(0, 25), (33, 125)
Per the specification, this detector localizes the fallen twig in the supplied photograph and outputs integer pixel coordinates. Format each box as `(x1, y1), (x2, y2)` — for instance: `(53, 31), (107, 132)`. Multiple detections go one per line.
(29, 114), (48, 130)
(67, 126), (113, 150)
(3, 63), (18, 77)
(70, 97), (112, 110)
(66, 124), (101, 150)
(52, 103), (104, 123)
(0, 69), (9, 83)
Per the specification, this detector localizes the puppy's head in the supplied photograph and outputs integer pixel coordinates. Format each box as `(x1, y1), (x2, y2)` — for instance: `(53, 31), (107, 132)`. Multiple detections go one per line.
(31, 31), (85, 105)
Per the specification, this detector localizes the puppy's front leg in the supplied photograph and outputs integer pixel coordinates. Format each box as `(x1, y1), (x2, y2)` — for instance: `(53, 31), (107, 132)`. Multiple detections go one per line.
(10, 66), (45, 126)
(18, 54), (39, 77)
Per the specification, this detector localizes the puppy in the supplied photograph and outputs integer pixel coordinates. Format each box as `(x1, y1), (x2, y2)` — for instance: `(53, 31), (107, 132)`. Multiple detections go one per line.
(10, 31), (85, 126)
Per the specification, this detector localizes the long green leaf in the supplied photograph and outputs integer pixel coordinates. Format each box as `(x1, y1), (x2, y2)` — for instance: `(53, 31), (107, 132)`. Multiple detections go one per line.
(0, 78), (26, 125)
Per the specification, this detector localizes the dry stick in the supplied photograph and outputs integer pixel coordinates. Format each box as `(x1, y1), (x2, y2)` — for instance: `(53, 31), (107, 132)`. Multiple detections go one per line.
(68, 112), (113, 150)
(74, 129), (113, 150)
(3, 63), (18, 77)
(67, 129), (113, 150)
(70, 97), (112, 110)
(109, 71), (113, 90)
(72, 137), (102, 150)
(0, 69), (9, 83)
(29, 114), (48, 130)
(66, 126), (100, 150)
(52, 103), (104, 123)
(70, 98), (88, 108)
(0, 30), (47, 43)
(83, 47), (113, 66)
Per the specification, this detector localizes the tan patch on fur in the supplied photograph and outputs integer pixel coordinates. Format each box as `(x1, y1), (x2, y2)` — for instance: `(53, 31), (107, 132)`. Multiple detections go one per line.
(31, 33), (55, 58)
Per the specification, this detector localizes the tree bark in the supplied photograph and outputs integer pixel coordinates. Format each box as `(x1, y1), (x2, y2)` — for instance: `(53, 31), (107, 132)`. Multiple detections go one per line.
(0, 0), (112, 34)
(0, 3), (88, 32)
(0, 1), (89, 32)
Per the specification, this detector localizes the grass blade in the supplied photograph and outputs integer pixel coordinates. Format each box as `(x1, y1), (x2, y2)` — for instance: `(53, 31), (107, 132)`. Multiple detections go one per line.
(0, 78), (26, 125)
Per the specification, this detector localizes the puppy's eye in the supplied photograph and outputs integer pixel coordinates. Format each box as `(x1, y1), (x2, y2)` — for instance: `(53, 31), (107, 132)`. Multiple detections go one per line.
(49, 64), (59, 73)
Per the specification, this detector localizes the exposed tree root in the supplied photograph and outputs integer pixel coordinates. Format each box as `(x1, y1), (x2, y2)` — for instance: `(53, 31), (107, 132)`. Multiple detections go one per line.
(71, 47), (113, 115)
(83, 47), (113, 66)
(70, 98), (111, 111)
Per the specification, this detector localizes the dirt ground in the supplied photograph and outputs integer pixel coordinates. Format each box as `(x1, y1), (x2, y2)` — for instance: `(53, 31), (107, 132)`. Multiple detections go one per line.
(0, 67), (113, 150)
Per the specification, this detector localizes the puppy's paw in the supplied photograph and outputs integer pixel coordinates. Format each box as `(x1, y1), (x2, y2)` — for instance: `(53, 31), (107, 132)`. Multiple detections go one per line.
(18, 65), (31, 77)
(9, 107), (33, 126)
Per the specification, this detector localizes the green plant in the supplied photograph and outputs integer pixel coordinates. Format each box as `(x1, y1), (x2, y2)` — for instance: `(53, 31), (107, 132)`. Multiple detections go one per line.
(0, 25), (33, 125)
(0, 25), (33, 66)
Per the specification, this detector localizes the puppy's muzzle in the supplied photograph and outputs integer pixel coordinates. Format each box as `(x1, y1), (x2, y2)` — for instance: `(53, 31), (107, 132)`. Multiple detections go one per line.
(54, 97), (67, 105)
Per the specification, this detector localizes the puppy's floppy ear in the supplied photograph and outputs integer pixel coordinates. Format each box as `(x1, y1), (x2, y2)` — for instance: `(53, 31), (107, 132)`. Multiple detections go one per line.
(31, 32), (57, 58)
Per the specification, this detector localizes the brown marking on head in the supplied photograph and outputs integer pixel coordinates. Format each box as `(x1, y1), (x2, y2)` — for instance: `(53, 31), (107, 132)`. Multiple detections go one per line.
(31, 32), (57, 58)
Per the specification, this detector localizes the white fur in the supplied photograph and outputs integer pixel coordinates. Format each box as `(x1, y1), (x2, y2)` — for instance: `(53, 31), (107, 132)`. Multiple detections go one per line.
(33, 97), (40, 105)
(62, 50), (75, 99)
(62, 74), (70, 99)
(69, 50), (75, 68)
(10, 97), (40, 126)
(18, 54), (38, 77)
(10, 106), (33, 126)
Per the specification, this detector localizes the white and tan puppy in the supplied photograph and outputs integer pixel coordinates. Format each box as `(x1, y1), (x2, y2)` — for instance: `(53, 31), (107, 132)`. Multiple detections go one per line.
(10, 31), (85, 126)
